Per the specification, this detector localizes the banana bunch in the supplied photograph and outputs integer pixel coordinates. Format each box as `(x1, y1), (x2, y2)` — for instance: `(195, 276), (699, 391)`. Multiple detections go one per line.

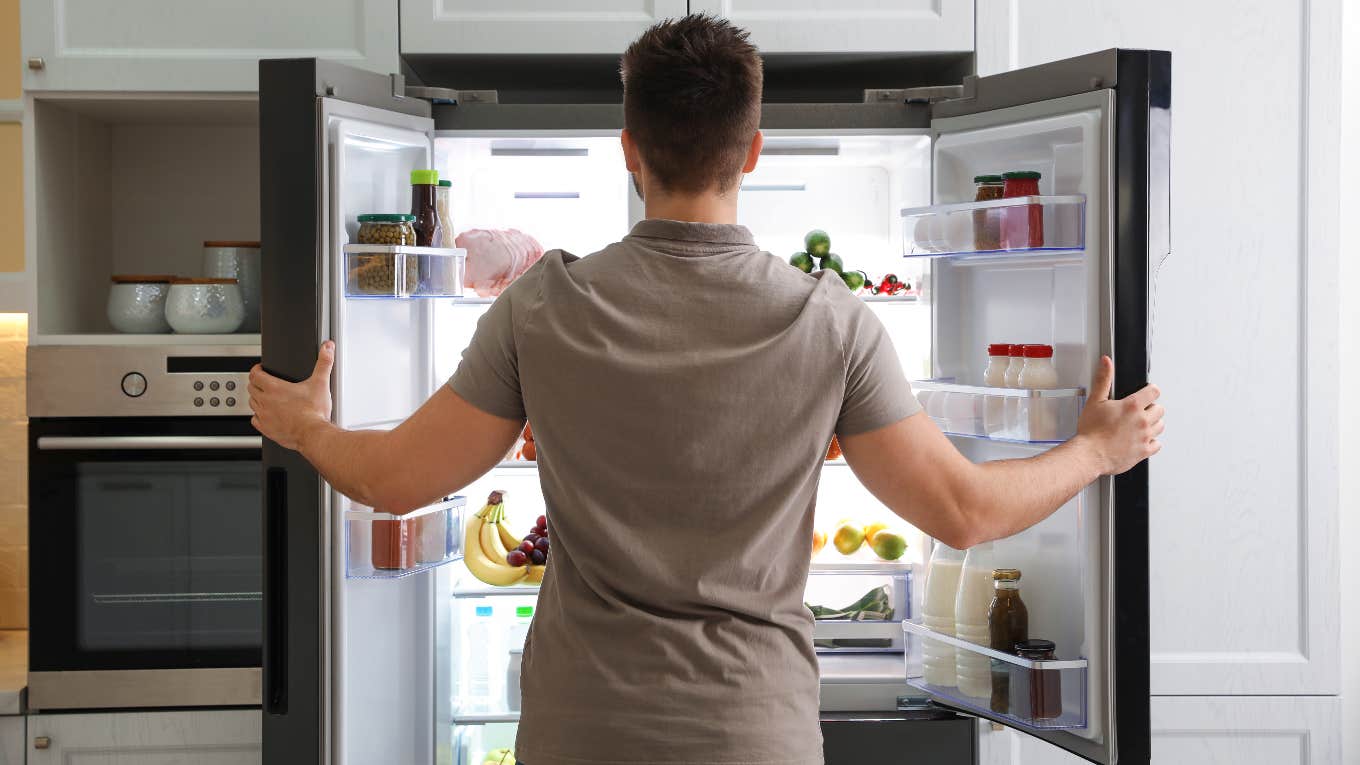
(463, 491), (545, 586)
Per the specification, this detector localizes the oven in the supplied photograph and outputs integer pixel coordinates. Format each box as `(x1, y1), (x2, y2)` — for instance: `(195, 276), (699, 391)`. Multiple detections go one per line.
(26, 345), (263, 710)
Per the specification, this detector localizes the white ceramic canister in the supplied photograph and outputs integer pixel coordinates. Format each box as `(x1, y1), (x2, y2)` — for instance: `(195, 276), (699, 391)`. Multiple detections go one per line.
(202, 241), (261, 332)
(107, 275), (174, 333)
(165, 278), (246, 334)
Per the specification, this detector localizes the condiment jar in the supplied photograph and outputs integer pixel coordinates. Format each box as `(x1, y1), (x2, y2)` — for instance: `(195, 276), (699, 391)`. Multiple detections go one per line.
(1013, 639), (1062, 720)
(409, 169), (443, 247)
(972, 175), (1005, 251)
(203, 241), (261, 332)
(1001, 171), (1044, 249)
(107, 275), (174, 333)
(983, 344), (1011, 435)
(987, 569), (1028, 715)
(356, 214), (417, 245)
(435, 180), (454, 247)
(165, 278), (246, 334)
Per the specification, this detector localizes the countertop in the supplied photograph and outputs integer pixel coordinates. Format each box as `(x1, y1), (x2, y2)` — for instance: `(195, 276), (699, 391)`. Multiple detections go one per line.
(0, 630), (26, 715)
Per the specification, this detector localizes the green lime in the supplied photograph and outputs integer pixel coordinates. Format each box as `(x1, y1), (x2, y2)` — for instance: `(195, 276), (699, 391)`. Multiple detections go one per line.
(789, 252), (814, 273)
(841, 270), (865, 290)
(804, 230), (831, 257)
(819, 252), (844, 274)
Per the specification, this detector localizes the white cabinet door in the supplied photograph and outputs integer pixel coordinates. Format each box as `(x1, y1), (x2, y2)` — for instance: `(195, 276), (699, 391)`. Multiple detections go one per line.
(400, 0), (689, 55)
(1151, 697), (1340, 765)
(20, 0), (399, 91)
(27, 710), (260, 765)
(976, 0), (1342, 697)
(0, 717), (23, 765)
(690, 0), (972, 53)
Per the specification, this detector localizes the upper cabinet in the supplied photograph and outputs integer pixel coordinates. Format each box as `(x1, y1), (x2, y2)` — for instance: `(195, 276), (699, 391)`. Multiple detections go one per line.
(690, 0), (973, 54)
(20, 0), (400, 91)
(401, 0), (690, 55)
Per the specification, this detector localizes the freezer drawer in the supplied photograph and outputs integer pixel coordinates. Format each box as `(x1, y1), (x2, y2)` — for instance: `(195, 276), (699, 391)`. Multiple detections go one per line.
(821, 711), (975, 765)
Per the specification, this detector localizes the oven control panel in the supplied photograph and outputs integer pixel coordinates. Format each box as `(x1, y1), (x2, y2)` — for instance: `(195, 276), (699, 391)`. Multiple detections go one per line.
(29, 345), (261, 418)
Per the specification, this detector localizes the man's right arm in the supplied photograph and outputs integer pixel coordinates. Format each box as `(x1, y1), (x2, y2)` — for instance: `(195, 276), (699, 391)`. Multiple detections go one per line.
(839, 356), (1163, 549)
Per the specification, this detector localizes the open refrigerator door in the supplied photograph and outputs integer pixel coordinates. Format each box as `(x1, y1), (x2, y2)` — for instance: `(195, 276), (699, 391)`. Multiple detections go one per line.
(899, 50), (1168, 764)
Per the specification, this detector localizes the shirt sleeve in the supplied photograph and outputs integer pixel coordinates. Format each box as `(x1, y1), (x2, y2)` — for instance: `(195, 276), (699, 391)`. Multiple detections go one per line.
(836, 300), (922, 436)
(446, 266), (541, 422)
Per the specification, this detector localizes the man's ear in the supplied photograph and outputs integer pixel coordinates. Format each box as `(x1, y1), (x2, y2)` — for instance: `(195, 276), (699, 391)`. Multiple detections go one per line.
(741, 130), (764, 174)
(621, 129), (643, 173)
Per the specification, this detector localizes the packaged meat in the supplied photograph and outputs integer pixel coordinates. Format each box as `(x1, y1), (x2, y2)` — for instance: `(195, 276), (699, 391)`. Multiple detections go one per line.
(455, 228), (545, 297)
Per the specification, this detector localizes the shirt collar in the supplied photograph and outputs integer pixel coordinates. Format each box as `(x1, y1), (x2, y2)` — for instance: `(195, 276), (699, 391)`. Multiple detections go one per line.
(626, 218), (757, 248)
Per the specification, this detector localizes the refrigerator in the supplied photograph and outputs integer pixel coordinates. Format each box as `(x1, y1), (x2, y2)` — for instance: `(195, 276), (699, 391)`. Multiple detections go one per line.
(259, 48), (1169, 765)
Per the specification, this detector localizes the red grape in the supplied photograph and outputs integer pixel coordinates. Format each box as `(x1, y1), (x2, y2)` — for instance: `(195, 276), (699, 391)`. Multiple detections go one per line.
(529, 549), (546, 565)
(536, 515), (547, 530)
(506, 550), (528, 567)
(534, 537), (549, 552)
(518, 540), (535, 554)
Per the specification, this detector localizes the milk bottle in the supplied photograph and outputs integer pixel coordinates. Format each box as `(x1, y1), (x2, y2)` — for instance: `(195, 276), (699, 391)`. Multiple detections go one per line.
(954, 542), (996, 698)
(921, 542), (967, 686)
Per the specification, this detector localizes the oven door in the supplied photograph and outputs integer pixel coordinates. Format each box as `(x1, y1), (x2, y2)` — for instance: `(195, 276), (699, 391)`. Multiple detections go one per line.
(28, 417), (263, 710)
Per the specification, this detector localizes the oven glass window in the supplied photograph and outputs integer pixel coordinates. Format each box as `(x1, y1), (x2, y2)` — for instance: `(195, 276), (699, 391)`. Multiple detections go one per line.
(77, 461), (262, 651)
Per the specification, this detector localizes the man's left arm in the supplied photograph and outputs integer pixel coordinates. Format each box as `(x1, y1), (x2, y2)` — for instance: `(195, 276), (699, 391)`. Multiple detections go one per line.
(248, 341), (523, 514)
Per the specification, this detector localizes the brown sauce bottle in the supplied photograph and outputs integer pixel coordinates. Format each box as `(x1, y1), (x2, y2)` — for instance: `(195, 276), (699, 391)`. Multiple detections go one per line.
(988, 568), (1028, 714)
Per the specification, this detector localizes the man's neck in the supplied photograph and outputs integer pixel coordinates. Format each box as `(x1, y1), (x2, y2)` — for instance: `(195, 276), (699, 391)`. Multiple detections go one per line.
(643, 189), (740, 225)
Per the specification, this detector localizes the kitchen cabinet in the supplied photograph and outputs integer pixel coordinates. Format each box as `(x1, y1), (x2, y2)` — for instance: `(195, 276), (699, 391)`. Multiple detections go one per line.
(400, 0), (689, 55)
(0, 717), (22, 765)
(20, 0), (398, 92)
(976, 0), (1342, 698)
(689, 0), (973, 54)
(27, 710), (259, 765)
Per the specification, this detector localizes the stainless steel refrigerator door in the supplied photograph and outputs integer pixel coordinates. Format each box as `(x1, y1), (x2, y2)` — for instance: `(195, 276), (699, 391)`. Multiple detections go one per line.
(908, 49), (1168, 765)
(260, 58), (435, 765)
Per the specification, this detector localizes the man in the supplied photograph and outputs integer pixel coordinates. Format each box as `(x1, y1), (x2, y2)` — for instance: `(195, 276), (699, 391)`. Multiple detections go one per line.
(249, 14), (1163, 765)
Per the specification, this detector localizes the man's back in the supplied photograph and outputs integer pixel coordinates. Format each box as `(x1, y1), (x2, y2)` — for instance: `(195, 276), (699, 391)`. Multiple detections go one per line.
(450, 219), (918, 765)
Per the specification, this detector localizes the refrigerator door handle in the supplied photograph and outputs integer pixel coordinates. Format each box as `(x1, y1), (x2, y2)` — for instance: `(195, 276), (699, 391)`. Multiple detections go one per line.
(264, 466), (288, 715)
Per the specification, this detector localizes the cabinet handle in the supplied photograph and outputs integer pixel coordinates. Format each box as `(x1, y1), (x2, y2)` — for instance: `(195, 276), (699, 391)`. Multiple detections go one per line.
(33, 736), (51, 749)
(27, 58), (45, 71)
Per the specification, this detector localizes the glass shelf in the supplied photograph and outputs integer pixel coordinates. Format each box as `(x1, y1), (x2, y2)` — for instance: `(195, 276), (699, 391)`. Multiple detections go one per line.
(902, 620), (1088, 731)
(344, 497), (466, 579)
(913, 379), (1085, 444)
(900, 195), (1085, 260)
(344, 244), (465, 298)
(493, 460), (538, 469)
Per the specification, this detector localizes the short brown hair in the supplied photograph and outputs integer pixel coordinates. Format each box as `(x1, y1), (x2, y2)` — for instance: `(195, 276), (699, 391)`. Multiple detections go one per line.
(620, 14), (763, 194)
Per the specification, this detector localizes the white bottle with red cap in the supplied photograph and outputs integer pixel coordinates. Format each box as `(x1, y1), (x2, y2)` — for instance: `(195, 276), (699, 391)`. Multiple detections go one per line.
(1001, 344), (1027, 437)
(1018, 344), (1059, 440)
(983, 344), (1011, 435)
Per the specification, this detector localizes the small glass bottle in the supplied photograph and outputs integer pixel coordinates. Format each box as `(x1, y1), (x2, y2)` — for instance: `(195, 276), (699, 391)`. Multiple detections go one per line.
(1018, 345), (1060, 441)
(435, 179), (454, 248)
(1013, 639), (1063, 720)
(987, 569), (1028, 715)
(409, 169), (443, 247)
(1002, 344), (1026, 438)
(983, 344), (1010, 435)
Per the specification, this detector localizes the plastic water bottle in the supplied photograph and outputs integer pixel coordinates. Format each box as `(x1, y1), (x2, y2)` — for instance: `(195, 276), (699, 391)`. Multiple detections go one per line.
(464, 604), (495, 709)
(508, 605), (534, 649)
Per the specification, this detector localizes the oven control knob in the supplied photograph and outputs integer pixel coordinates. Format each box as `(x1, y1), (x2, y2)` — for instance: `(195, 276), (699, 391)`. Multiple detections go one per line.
(120, 372), (147, 398)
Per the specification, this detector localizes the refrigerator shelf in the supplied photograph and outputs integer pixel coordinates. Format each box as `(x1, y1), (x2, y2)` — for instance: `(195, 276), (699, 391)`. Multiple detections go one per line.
(902, 620), (1088, 730)
(900, 195), (1085, 260)
(343, 244), (466, 298)
(344, 497), (466, 579)
(493, 460), (538, 469)
(452, 582), (541, 598)
(913, 380), (1085, 444)
(809, 559), (913, 575)
(453, 712), (520, 724)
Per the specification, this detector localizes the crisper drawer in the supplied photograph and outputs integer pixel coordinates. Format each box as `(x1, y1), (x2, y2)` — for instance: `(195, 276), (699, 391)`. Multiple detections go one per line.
(902, 620), (1088, 731)
(807, 565), (912, 653)
(344, 497), (467, 579)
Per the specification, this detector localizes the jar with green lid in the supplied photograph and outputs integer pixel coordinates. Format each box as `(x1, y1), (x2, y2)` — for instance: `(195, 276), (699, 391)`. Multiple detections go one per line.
(972, 174), (1006, 251)
(356, 213), (417, 246)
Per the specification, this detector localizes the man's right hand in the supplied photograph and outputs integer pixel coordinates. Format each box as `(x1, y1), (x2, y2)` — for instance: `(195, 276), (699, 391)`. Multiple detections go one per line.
(1073, 355), (1164, 476)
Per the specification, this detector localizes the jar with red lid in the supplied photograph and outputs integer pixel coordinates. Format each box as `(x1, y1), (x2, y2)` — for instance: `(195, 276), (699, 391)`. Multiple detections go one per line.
(1001, 171), (1043, 249)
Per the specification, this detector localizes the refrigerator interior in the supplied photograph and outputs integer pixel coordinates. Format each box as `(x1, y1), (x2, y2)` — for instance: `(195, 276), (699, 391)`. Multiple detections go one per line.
(425, 131), (937, 755)
(903, 99), (1110, 744)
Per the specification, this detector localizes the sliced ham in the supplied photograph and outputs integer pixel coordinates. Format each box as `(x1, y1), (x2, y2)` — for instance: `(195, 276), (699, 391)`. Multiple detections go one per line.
(455, 228), (545, 297)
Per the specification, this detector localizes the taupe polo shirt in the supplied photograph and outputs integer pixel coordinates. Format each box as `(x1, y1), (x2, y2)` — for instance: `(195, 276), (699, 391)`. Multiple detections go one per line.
(449, 219), (919, 765)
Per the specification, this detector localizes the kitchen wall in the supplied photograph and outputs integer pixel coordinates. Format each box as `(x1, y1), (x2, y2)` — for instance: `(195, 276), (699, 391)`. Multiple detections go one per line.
(0, 0), (24, 630)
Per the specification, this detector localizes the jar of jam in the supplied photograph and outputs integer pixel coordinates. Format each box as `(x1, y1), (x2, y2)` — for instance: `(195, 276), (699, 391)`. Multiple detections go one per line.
(1012, 638), (1062, 720)
(1001, 171), (1043, 249)
(972, 175), (1005, 251)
